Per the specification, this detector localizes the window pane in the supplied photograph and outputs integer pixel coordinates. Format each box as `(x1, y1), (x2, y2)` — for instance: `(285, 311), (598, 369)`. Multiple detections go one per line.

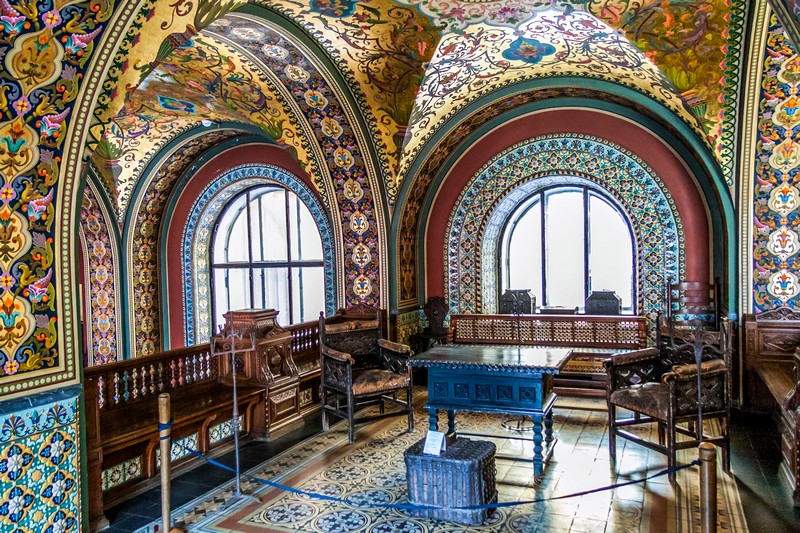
(252, 190), (288, 262)
(253, 267), (289, 316)
(214, 194), (249, 263)
(544, 189), (585, 308)
(507, 201), (542, 307)
(292, 267), (325, 324)
(213, 267), (251, 329)
(290, 196), (323, 261)
(589, 194), (634, 310)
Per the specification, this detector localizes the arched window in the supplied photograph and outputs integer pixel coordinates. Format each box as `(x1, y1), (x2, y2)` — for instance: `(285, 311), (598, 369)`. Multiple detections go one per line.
(501, 185), (636, 312)
(211, 185), (325, 328)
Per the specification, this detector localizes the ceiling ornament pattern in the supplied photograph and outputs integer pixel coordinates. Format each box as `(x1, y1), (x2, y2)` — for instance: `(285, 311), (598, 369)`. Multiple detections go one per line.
(210, 14), (385, 307)
(92, 0), (243, 130)
(394, 0), (583, 31)
(182, 164), (337, 345)
(753, 15), (800, 311)
(79, 183), (120, 366)
(0, 0), (111, 394)
(397, 9), (703, 184)
(257, 0), (439, 203)
(95, 33), (314, 223)
(447, 135), (683, 332)
(129, 130), (238, 357)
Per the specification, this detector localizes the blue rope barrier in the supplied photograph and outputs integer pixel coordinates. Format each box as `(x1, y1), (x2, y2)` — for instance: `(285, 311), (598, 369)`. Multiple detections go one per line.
(158, 418), (173, 440)
(164, 438), (700, 512)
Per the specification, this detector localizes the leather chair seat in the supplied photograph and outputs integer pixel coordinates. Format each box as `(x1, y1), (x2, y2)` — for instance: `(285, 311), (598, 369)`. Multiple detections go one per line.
(352, 369), (411, 395)
(609, 382), (670, 420)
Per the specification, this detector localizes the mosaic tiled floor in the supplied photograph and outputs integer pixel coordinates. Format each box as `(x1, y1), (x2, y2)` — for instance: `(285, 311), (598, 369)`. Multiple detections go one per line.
(136, 398), (747, 532)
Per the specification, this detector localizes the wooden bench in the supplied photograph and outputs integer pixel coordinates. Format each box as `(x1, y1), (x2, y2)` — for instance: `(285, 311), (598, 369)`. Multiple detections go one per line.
(84, 343), (267, 529)
(84, 313), (323, 531)
(448, 313), (647, 397)
(744, 308), (800, 506)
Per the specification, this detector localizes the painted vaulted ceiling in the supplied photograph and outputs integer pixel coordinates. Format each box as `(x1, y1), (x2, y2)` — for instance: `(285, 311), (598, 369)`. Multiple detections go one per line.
(90, 0), (734, 219)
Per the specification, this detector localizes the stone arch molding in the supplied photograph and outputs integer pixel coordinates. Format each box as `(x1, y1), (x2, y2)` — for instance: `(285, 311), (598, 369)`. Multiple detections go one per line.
(446, 135), (684, 329)
(182, 164), (337, 345)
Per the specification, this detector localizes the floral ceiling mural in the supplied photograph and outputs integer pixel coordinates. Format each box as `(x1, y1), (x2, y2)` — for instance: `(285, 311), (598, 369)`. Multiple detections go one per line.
(90, 0), (736, 210)
(93, 32), (314, 223)
(396, 9), (704, 182)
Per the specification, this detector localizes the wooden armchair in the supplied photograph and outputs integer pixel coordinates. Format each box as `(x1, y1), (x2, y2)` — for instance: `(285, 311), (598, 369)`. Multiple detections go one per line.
(319, 304), (414, 443)
(605, 317), (732, 480)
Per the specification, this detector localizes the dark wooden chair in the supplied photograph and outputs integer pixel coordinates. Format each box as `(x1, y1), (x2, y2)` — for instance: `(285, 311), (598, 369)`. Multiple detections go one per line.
(319, 304), (414, 443)
(605, 316), (732, 480)
(665, 279), (721, 329)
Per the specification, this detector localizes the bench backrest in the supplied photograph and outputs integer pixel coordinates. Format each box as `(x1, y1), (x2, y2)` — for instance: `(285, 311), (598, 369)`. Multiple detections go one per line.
(84, 343), (217, 413)
(450, 314), (647, 349)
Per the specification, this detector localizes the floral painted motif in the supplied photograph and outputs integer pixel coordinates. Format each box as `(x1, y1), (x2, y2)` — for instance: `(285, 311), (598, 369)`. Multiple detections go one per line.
(80, 185), (119, 365)
(753, 16), (800, 310)
(447, 135), (682, 332)
(502, 37), (555, 64)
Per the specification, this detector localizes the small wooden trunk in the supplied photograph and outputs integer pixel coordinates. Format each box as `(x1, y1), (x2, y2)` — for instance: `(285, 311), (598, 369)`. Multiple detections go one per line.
(404, 438), (497, 525)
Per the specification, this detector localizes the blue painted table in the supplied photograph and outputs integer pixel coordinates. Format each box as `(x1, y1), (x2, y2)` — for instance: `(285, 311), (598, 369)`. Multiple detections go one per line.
(409, 345), (571, 476)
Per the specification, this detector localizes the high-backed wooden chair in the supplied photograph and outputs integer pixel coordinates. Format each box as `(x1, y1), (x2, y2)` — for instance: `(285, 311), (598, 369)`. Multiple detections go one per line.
(665, 279), (721, 330)
(319, 304), (414, 443)
(605, 317), (732, 480)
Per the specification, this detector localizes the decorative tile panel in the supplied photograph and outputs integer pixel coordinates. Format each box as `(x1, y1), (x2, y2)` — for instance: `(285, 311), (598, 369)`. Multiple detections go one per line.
(0, 389), (80, 532)
(80, 182), (120, 365)
(182, 164), (336, 345)
(102, 457), (142, 492)
(447, 135), (682, 334)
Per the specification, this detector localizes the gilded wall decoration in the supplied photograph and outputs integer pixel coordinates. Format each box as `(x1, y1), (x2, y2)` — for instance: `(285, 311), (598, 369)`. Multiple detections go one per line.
(393, 0), (728, 164)
(79, 183), (120, 365)
(752, 16), (800, 307)
(0, 0), (111, 394)
(0, 390), (81, 532)
(182, 164), (336, 345)
(129, 130), (238, 357)
(92, 0), (243, 131)
(752, 15), (800, 311)
(258, 0), (439, 202)
(397, 10), (703, 185)
(96, 33), (313, 223)
(447, 135), (683, 332)
(210, 14), (384, 307)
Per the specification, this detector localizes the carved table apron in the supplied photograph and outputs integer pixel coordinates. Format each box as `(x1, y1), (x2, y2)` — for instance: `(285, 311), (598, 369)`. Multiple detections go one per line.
(409, 345), (570, 476)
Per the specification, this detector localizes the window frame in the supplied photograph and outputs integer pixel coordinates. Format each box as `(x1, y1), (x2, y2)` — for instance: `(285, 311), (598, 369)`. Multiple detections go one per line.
(210, 185), (325, 329)
(500, 184), (637, 313)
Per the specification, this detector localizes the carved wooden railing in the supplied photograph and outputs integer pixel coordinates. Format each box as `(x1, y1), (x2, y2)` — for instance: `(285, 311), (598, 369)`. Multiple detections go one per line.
(450, 313), (647, 350)
(287, 321), (320, 359)
(84, 343), (216, 413)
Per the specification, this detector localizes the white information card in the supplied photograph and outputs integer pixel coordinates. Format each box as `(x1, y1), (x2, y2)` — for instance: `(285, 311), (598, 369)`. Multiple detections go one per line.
(422, 430), (446, 456)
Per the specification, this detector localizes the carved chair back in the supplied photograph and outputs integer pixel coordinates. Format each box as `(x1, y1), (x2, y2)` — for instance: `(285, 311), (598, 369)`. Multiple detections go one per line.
(423, 296), (448, 336)
(319, 304), (386, 371)
(665, 279), (721, 329)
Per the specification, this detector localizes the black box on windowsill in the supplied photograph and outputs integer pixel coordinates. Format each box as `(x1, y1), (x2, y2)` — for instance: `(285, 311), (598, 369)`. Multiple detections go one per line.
(585, 290), (622, 315)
